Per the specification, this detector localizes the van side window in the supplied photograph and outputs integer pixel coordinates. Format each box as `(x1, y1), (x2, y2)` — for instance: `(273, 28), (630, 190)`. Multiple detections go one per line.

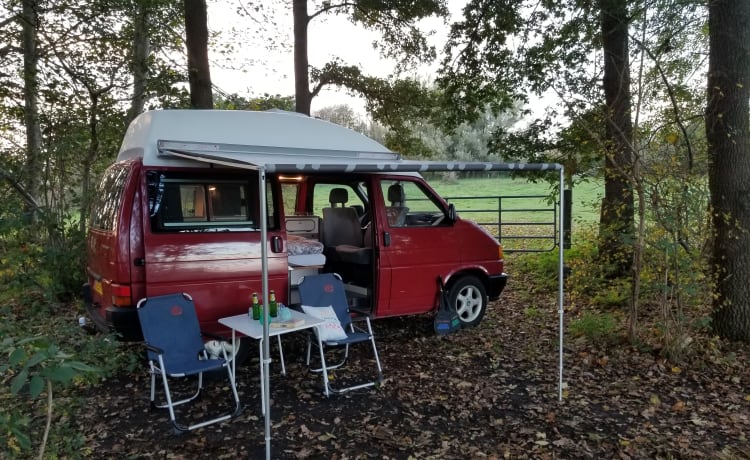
(380, 180), (448, 227)
(152, 176), (260, 232)
(90, 164), (130, 231)
(312, 183), (366, 217)
(281, 183), (299, 216)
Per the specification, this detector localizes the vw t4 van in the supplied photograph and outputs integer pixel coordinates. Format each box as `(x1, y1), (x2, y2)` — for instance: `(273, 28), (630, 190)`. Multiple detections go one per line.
(83, 110), (507, 355)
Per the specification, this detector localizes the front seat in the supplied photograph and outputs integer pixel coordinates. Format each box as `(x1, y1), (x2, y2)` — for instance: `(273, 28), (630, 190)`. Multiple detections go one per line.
(385, 183), (409, 227)
(322, 188), (362, 248)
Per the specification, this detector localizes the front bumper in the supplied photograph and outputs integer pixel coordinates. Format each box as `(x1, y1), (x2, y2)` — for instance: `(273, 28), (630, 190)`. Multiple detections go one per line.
(487, 273), (508, 301)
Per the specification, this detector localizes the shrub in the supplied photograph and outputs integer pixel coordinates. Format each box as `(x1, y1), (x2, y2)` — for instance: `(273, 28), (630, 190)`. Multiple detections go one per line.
(568, 312), (620, 346)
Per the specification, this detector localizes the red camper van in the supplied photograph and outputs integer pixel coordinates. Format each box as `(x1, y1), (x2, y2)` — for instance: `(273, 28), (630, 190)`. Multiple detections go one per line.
(83, 110), (507, 357)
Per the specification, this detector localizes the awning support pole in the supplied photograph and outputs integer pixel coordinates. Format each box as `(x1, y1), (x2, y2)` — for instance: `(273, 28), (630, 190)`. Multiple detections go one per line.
(558, 166), (565, 401)
(258, 166), (272, 460)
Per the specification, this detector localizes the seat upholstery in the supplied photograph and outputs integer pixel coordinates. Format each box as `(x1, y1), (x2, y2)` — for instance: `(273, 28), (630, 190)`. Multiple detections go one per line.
(385, 183), (408, 227)
(322, 188), (362, 248)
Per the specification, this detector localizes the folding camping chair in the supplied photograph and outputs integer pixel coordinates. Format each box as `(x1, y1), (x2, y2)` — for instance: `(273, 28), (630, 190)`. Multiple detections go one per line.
(297, 273), (383, 395)
(136, 293), (241, 433)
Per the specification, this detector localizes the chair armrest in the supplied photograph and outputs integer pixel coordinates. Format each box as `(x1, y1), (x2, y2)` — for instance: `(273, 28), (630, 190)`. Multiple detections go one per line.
(144, 343), (164, 355)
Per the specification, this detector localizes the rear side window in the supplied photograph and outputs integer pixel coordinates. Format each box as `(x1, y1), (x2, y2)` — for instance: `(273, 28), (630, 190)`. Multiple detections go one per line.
(148, 172), (276, 232)
(90, 164), (130, 231)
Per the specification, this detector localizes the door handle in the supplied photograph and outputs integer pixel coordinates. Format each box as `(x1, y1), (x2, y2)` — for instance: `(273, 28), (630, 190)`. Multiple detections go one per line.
(271, 236), (283, 253)
(383, 232), (391, 247)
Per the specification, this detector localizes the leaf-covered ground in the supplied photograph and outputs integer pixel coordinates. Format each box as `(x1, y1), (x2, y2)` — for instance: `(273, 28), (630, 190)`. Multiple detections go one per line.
(75, 282), (750, 459)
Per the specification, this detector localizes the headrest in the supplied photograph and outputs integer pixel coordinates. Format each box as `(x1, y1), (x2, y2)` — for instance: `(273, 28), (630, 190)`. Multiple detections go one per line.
(329, 188), (348, 205)
(387, 184), (405, 204)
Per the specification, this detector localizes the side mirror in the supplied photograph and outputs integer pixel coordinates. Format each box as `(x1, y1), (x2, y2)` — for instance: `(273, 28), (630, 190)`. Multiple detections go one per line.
(447, 203), (457, 222)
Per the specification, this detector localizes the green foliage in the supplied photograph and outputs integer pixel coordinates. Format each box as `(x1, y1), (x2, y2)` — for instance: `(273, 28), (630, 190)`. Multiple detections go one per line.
(2, 337), (100, 398)
(216, 93), (295, 111)
(0, 412), (31, 455)
(0, 332), (100, 457)
(568, 312), (620, 346)
(0, 304), (136, 457)
(345, 0), (449, 70)
(0, 206), (86, 303)
(591, 278), (630, 308)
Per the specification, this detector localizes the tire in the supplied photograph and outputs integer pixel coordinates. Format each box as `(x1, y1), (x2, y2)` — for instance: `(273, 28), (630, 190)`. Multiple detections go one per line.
(448, 275), (487, 327)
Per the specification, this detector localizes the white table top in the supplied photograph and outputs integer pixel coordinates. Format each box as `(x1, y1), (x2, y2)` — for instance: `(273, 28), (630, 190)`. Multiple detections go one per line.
(218, 309), (323, 340)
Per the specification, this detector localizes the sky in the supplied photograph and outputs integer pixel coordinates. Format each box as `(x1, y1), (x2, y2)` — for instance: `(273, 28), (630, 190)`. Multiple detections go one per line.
(207, 1), (465, 115)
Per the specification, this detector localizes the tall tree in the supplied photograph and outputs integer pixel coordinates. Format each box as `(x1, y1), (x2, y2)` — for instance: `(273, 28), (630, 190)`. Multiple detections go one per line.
(184, 0), (213, 108)
(127, 0), (151, 123)
(20, 0), (42, 212)
(598, 0), (634, 276)
(291, 0), (448, 115)
(706, 0), (750, 341)
(293, 0), (311, 115)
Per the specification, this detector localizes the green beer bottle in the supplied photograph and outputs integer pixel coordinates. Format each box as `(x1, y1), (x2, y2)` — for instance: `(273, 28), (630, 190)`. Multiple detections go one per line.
(269, 290), (278, 318)
(251, 292), (261, 321)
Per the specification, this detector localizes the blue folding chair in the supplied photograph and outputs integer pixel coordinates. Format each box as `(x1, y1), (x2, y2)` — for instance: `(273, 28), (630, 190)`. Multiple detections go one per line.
(297, 273), (383, 395)
(136, 293), (241, 433)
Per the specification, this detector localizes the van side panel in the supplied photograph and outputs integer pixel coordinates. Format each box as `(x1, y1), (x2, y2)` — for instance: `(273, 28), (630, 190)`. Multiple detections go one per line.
(140, 168), (288, 335)
(142, 232), (288, 333)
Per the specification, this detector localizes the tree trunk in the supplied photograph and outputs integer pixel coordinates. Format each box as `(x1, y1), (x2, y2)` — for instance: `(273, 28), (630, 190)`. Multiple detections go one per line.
(597, 0), (634, 277)
(707, 0), (750, 342)
(293, 0), (311, 115)
(79, 92), (100, 234)
(184, 0), (213, 109)
(127, 0), (151, 123)
(21, 0), (43, 214)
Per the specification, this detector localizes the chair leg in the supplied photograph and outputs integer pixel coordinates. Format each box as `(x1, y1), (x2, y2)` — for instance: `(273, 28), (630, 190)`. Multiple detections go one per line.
(306, 334), (350, 372)
(324, 320), (384, 395)
(149, 364), (203, 411)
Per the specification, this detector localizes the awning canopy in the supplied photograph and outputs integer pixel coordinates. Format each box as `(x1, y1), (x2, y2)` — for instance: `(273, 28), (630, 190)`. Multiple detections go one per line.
(157, 140), (563, 174)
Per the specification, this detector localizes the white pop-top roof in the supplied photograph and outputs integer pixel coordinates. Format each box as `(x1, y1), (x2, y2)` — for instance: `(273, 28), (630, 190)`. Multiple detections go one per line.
(118, 109), (561, 174)
(118, 109), (394, 167)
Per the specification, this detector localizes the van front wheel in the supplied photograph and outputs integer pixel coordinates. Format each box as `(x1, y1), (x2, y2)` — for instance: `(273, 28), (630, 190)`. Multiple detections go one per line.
(448, 276), (487, 327)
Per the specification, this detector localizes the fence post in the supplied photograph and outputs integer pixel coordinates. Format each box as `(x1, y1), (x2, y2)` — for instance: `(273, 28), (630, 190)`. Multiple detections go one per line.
(563, 189), (572, 249)
(497, 196), (503, 242)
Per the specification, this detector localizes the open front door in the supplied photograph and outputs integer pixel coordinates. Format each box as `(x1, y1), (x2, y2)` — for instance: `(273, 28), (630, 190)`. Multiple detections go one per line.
(374, 178), (460, 317)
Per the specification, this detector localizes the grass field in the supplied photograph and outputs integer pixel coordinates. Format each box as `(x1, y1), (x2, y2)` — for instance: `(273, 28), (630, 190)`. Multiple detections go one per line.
(429, 175), (602, 224)
(306, 174), (602, 251)
(428, 175), (602, 251)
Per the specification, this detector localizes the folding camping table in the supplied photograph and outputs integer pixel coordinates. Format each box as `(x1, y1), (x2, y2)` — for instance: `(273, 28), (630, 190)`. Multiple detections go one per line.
(219, 309), (328, 414)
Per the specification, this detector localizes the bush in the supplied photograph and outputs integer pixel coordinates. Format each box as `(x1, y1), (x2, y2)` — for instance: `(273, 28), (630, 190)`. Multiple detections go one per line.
(568, 312), (621, 346)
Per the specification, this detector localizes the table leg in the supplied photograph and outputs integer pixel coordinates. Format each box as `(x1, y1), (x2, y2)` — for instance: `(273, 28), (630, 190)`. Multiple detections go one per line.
(277, 335), (286, 376)
(230, 329), (237, 378)
(316, 327), (330, 398)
